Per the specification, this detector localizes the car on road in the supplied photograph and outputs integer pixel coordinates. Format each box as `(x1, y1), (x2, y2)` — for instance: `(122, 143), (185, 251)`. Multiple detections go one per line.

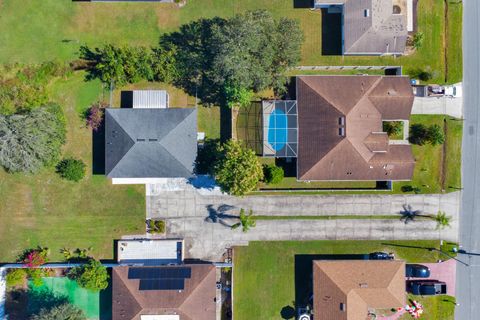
(369, 252), (394, 260)
(406, 264), (431, 278)
(408, 280), (447, 295)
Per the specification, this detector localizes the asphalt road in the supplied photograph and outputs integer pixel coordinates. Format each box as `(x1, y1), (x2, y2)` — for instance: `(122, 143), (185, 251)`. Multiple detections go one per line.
(456, 1), (480, 319)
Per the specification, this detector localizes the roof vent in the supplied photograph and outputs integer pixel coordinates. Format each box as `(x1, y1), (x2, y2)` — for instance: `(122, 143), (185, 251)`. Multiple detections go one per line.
(340, 303), (346, 311)
(359, 282), (368, 288)
(364, 9), (370, 17)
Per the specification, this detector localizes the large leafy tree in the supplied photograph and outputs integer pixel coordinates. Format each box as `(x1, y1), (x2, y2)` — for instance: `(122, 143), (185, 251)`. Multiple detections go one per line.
(0, 104), (66, 173)
(80, 44), (154, 86)
(31, 303), (86, 320)
(68, 259), (109, 291)
(214, 140), (263, 196)
(159, 11), (303, 104)
(210, 10), (303, 93)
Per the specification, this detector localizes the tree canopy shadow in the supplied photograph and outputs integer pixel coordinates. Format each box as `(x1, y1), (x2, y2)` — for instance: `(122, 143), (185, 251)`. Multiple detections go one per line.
(280, 305), (296, 319)
(160, 17), (227, 106)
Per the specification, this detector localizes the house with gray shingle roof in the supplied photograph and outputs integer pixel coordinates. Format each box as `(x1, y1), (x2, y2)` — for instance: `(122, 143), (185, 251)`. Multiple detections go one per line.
(314, 0), (412, 55)
(105, 91), (197, 184)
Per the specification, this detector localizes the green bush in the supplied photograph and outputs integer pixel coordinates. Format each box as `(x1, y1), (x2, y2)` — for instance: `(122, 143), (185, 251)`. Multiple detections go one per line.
(214, 140), (263, 196)
(147, 219), (166, 234)
(263, 164), (284, 184)
(224, 83), (254, 108)
(383, 121), (403, 137)
(6, 269), (27, 287)
(427, 124), (445, 146)
(68, 259), (109, 291)
(409, 123), (445, 146)
(56, 158), (86, 182)
(412, 32), (425, 49)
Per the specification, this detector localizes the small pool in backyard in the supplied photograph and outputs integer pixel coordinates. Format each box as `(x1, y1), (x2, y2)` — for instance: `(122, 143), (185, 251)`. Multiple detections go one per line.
(262, 100), (298, 157)
(267, 109), (288, 151)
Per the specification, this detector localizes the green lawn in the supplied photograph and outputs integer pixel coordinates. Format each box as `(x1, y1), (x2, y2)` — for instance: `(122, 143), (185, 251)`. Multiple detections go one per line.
(399, 294), (455, 320)
(259, 178), (377, 190)
(0, 0), (462, 83)
(0, 72), (146, 262)
(394, 115), (462, 194)
(446, 1), (463, 84)
(233, 240), (445, 320)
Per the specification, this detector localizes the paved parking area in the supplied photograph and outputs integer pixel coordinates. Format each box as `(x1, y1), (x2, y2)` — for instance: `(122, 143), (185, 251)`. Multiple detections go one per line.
(408, 259), (456, 296)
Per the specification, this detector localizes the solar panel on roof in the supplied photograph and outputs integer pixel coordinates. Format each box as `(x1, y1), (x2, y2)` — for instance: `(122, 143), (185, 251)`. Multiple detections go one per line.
(139, 279), (185, 290)
(128, 267), (191, 280)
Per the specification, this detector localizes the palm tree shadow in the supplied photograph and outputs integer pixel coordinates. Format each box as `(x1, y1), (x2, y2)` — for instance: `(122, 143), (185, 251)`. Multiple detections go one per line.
(398, 204), (429, 224)
(205, 204), (238, 227)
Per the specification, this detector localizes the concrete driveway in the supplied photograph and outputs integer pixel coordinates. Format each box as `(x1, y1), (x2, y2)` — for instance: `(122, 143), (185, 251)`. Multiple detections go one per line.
(407, 259), (457, 296)
(412, 95), (463, 118)
(146, 185), (460, 260)
(147, 186), (460, 219)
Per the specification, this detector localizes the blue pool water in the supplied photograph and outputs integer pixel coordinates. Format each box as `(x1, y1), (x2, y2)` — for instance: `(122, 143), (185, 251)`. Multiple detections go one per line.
(268, 109), (288, 151)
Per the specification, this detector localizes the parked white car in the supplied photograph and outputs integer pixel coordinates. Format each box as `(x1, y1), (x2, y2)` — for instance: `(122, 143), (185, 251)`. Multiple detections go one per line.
(444, 83), (463, 98)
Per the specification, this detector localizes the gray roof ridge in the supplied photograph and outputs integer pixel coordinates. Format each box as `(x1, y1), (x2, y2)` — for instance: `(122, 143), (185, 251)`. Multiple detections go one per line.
(158, 108), (196, 174)
(105, 112), (136, 176)
(345, 25), (375, 53)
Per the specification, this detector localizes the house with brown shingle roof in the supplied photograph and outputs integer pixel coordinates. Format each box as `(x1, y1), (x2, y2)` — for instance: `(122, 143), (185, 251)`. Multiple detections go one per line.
(295, 75), (415, 181)
(112, 265), (216, 320)
(313, 260), (406, 320)
(262, 75), (415, 182)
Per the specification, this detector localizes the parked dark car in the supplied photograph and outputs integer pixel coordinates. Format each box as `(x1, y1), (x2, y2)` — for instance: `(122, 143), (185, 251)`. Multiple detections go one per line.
(406, 264), (431, 278)
(408, 280), (447, 295)
(369, 252), (394, 260)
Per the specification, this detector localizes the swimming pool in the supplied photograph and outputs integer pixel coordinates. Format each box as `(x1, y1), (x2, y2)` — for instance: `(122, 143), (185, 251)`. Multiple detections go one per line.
(267, 109), (288, 151)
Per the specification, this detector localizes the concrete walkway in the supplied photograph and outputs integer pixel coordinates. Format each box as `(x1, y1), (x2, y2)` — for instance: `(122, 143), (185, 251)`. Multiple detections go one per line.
(412, 96), (463, 118)
(147, 186), (460, 260)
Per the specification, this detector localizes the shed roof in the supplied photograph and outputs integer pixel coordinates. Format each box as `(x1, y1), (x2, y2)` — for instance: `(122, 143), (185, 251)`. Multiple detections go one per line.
(313, 260), (406, 320)
(105, 108), (197, 178)
(296, 75), (415, 181)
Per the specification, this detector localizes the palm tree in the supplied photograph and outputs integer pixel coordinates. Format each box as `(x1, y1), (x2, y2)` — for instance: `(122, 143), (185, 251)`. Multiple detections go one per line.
(434, 211), (452, 230)
(399, 204), (425, 224)
(60, 248), (74, 260)
(231, 209), (256, 232)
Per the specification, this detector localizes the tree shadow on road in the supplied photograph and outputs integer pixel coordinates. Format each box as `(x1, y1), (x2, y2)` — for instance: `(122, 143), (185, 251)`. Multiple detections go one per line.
(205, 204), (239, 228)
